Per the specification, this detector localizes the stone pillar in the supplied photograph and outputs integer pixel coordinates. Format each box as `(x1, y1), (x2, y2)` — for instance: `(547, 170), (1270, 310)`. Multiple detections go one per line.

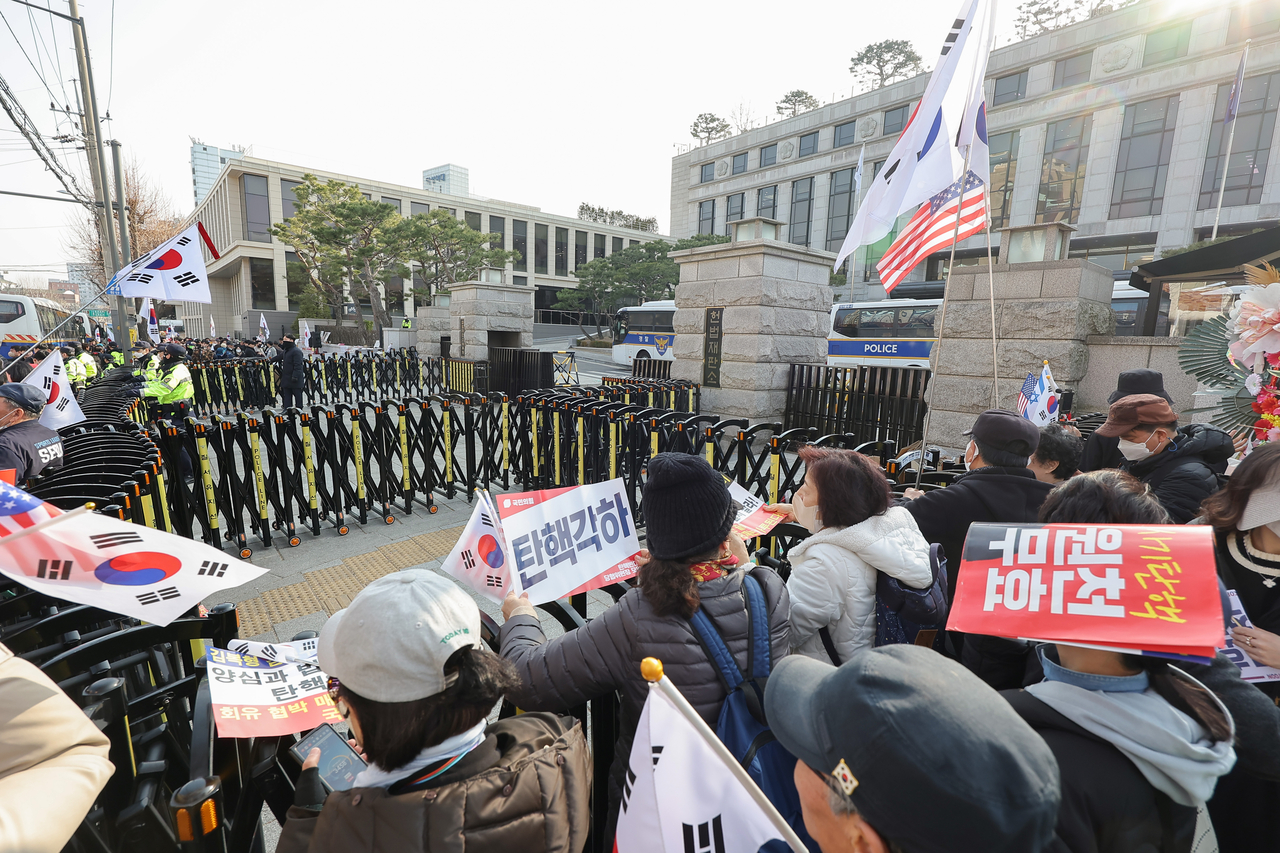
(927, 223), (1114, 450)
(446, 281), (533, 361)
(414, 305), (450, 357)
(670, 217), (833, 420)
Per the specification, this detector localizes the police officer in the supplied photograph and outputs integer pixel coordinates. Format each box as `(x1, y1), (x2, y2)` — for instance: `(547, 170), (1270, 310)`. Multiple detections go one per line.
(0, 384), (63, 482)
(144, 343), (194, 422)
(75, 344), (99, 383)
(132, 343), (160, 381)
(104, 342), (124, 368)
(62, 347), (86, 393)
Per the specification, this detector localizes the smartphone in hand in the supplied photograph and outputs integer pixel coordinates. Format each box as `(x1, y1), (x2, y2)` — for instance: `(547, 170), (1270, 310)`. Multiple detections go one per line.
(289, 723), (366, 792)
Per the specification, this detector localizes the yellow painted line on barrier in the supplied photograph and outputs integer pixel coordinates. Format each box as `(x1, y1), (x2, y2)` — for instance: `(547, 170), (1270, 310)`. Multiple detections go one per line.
(609, 419), (618, 480)
(577, 414), (585, 484)
(531, 408), (540, 479)
(443, 408), (454, 487)
(196, 434), (220, 532)
(553, 411), (561, 486)
(352, 417), (366, 501)
(769, 447), (780, 504)
(140, 482), (156, 528)
(302, 419), (318, 510)
(155, 466), (172, 533)
(501, 399), (510, 474)
(250, 425), (269, 522)
(399, 411), (410, 491)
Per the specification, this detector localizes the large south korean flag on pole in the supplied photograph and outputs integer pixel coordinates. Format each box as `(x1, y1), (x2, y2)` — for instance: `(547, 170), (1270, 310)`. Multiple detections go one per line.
(0, 482), (266, 626)
(23, 350), (85, 430)
(110, 223), (213, 304)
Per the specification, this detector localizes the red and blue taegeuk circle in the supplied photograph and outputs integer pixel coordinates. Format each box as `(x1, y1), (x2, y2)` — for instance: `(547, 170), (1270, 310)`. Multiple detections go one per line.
(94, 552), (181, 586)
(145, 249), (183, 271)
(477, 534), (504, 569)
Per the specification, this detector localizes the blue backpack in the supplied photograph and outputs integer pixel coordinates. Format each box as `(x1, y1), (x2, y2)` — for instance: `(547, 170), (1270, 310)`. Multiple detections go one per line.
(688, 574), (814, 853)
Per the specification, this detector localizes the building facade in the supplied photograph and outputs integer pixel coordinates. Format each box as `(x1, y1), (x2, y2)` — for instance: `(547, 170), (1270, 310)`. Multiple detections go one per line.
(422, 163), (469, 197)
(670, 0), (1280, 318)
(190, 141), (246, 206)
(181, 156), (665, 337)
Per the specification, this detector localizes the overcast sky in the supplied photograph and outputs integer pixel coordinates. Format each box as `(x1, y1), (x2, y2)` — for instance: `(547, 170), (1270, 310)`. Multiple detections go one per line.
(0, 0), (1033, 282)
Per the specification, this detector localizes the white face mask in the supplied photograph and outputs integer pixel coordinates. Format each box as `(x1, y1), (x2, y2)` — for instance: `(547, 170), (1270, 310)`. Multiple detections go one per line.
(1117, 431), (1160, 462)
(794, 490), (821, 533)
(964, 442), (976, 472)
(1267, 520), (1280, 538)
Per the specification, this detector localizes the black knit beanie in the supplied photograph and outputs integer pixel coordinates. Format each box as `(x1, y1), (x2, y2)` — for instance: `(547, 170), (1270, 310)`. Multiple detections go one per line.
(643, 453), (734, 560)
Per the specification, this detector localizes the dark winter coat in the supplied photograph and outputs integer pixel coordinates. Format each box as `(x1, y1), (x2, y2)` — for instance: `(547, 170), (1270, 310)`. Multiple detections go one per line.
(498, 566), (790, 837)
(903, 466), (1055, 602)
(277, 341), (306, 389)
(1080, 433), (1122, 473)
(1003, 689), (1197, 853)
(0, 420), (63, 481)
(1121, 424), (1233, 523)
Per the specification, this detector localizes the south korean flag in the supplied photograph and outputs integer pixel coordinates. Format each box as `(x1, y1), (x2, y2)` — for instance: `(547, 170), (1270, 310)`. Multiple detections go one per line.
(23, 350), (85, 430)
(110, 223), (213, 304)
(440, 490), (512, 603)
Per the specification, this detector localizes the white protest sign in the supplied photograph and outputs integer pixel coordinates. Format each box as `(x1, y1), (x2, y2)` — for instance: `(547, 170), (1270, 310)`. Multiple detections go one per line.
(206, 647), (337, 737)
(1222, 589), (1280, 683)
(497, 478), (640, 604)
(725, 479), (788, 540)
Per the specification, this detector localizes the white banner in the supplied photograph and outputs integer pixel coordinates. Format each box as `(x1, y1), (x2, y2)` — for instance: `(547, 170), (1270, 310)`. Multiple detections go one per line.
(497, 478), (641, 604)
(206, 648), (337, 737)
(23, 350), (85, 430)
(1223, 589), (1280, 683)
(111, 224), (213, 303)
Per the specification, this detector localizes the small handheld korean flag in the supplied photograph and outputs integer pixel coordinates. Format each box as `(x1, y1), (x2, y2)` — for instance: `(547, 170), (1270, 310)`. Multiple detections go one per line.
(259, 313), (269, 341)
(440, 490), (512, 603)
(23, 350), (85, 429)
(210, 315), (216, 338)
(111, 223), (213, 304)
(300, 318), (311, 349)
(145, 298), (161, 344)
(1026, 362), (1059, 427)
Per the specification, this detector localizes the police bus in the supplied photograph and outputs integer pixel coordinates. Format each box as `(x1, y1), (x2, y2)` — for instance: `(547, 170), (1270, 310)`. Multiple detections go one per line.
(0, 295), (86, 358)
(611, 300), (676, 366)
(827, 299), (939, 368)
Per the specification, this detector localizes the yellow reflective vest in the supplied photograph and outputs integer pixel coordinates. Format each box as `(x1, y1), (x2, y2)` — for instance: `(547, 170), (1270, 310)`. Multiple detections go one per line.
(144, 362), (194, 405)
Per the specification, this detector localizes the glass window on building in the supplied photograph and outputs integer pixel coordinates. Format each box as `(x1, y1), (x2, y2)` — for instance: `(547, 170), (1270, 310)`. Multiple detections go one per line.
(555, 227), (569, 276)
(1198, 71), (1279, 210)
(594, 233), (606, 259)
(992, 71), (1028, 106)
(249, 257), (275, 309)
(1110, 95), (1179, 219)
(760, 144), (777, 167)
(1067, 234), (1157, 274)
(1053, 52), (1092, 89)
(513, 220), (528, 272)
(790, 177), (814, 247)
(698, 200), (716, 235)
(1037, 114), (1093, 224)
(798, 132), (819, 157)
(873, 159), (887, 178)
(826, 169), (856, 253)
(385, 275), (405, 316)
(834, 121), (857, 148)
(535, 224), (548, 274)
(241, 175), (270, 242)
(382, 196), (401, 214)
(630, 240), (639, 247)
(280, 179), (304, 220)
(464, 211), (482, 231)
(489, 216), (505, 249)
(1143, 23), (1191, 67)
(285, 251), (308, 312)
(441, 207), (456, 217)
(725, 193), (745, 235)
(883, 105), (910, 136)
(700, 163), (715, 183)
(989, 130), (1019, 229)
(575, 230), (588, 269)
(612, 236), (623, 254)
(514, 275), (528, 287)
(1228, 1), (1280, 42)
(411, 201), (430, 216)
(757, 186), (777, 220)
(732, 152), (748, 174)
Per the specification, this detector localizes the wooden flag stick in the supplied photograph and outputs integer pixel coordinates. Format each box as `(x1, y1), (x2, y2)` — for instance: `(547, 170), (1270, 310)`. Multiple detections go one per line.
(0, 504), (95, 547)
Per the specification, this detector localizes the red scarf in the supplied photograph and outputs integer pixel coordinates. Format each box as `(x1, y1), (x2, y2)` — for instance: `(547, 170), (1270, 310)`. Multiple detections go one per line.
(689, 554), (739, 582)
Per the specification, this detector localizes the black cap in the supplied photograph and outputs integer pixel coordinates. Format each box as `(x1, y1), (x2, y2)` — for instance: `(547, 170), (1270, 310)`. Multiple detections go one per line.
(1108, 369), (1172, 405)
(132, 343), (150, 351)
(162, 343), (188, 359)
(642, 453), (733, 560)
(963, 409), (1041, 457)
(766, 646), (1061, 852)
(0, 383), (47, 414)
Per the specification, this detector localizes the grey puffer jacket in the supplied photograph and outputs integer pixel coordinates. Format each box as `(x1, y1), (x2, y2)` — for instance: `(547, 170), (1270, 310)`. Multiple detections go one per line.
(498, 565), (790, 835)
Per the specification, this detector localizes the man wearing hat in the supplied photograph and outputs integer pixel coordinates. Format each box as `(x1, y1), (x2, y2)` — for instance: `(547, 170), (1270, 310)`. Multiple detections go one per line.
(0, 384), (63, 481)
(1080, 369), (1173, 473)
(1092, 394), (1233, 523)
(765, 645), (1062, 853)
(903, 409), (1055, 606)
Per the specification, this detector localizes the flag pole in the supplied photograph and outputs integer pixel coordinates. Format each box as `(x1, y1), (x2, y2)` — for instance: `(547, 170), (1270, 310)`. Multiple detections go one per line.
(0, 504), (95, 547)
(983, 217), (999, 407)
(641, 658), (808, 853)
(1212, 40), (1250, 240)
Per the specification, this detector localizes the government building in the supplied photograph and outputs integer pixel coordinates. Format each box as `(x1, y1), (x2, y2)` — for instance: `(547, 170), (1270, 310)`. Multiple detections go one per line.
(182, 156), (665, 338)
(670, 0), (1279, 328)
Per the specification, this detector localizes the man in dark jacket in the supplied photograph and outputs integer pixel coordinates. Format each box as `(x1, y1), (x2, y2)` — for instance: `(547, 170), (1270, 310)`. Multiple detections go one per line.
(1093, 394), (1233, 523)
(1080, 369), (1173, 473)
(0, 384), (63, 482)
(903, 409), (1054, 604)
(273, 335), (306, 409)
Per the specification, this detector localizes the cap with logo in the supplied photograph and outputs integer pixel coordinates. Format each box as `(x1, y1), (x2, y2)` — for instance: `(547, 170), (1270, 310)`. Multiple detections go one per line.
(317, 569), (481, 703)
(963, 409), (1041, 458)
(1093, 393), (1177, 438)
(765, 645), (1061, 852)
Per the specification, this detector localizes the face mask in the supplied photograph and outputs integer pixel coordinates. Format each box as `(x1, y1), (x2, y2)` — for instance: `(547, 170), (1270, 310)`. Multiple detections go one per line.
(794, 491), (821, 533)
(1266, 521), (1280, 538)
(1117, 431), (1159, 462)
(0, 409), (20, 430)
(964, 442), (976, 472)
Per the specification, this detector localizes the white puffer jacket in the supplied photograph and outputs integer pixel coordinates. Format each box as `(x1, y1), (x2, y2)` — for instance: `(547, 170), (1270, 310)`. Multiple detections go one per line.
(785, 506), (933, 663)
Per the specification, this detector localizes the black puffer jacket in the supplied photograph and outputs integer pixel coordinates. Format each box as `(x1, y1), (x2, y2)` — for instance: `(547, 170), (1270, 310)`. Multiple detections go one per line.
(499, 566), (790, 836)
(276, 341), (306, 389)
(1121, 424), (1233, 523)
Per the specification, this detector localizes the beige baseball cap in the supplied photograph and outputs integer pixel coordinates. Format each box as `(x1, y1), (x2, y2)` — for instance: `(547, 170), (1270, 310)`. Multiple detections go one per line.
(317, 569), (481, 703)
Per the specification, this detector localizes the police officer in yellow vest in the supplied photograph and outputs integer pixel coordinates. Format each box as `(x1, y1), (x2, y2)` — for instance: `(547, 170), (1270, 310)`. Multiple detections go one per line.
(131, 343), (161, 381)
(62, 347), (86, 393)
(75, 345), (98, 383)
(143, 343), (194, 422)
(104, 342), (124, 368)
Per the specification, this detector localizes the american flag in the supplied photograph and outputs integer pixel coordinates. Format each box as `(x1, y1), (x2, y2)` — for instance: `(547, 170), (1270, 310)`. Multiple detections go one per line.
(1016, 372), (1039, 416)
(876, 170), (987, 292)
(1224, 46), (1249, 124)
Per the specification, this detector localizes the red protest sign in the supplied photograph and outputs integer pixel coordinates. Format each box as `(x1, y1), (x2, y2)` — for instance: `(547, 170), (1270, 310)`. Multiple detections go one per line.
(947, 524), (1224, 656)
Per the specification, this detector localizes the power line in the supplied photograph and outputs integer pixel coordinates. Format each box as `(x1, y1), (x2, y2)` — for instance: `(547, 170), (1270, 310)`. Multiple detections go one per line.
(0, 8), (63, 110)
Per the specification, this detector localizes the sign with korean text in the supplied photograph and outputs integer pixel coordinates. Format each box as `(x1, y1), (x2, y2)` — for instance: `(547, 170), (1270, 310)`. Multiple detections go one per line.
(725, 479), (787, 540)
(496, 478), (641, 604)
(1222, 589), (1280, 683)
(948, 524), (1224, 657)
(702, 307), (724, 388)
(207, 648), (338, 738)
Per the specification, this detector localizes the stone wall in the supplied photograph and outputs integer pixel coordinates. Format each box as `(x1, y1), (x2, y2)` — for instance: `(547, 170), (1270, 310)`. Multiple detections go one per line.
(1078, 335), (1198, 414)
(446, 282), (533, 361)
(415, 306), (450, 357)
